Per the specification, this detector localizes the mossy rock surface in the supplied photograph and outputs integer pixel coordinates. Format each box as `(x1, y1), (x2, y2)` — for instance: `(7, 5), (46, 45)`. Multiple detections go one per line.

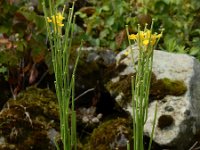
(150, 74), (187, 101)
(106, 72), (187, 107)
(106, 73), (134, 107)
(70, 47), (116, 108)
(9, 86), (59, 121)
(84, 118), (132, 150)
(0, 86), (59, 150)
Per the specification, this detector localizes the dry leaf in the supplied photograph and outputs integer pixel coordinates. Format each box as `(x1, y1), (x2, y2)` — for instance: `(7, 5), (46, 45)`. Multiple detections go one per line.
(115, 29), (126, 49)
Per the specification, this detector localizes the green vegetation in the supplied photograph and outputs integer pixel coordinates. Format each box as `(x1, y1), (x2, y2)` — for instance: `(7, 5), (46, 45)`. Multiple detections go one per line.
(127, 22), (162, 150)
(1, 0), (200, 83)
(0, 0), (198, 149)
(0, 0), (48, 78)
(43, 1), (81, 149)
(76, 0), (200, 59)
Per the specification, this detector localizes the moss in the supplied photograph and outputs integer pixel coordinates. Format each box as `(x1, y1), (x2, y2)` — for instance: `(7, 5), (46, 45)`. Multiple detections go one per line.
(0, 106), (53, 149)
(0, 86), (59, 149)
(106, 73), (135, 107)
(9, 86), (59, 121)
(106, 72), (187, 107)
(150, 74), (187, 101)
(84, 118), (132, 150)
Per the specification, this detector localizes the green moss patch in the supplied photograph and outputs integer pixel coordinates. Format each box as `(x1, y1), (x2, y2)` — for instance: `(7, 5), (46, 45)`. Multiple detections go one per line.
(106, 73), (135, 107)
(106, 72), (187, 106)
(150, 74), (187, 101)
(84, 118), (132, 150)
(0, 87), (59, 149)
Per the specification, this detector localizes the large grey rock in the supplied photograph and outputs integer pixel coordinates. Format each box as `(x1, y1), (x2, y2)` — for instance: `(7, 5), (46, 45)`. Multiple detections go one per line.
(105, 46), (200, 149)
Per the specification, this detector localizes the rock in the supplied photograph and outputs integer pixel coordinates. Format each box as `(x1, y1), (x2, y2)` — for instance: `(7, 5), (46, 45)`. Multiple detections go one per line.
(76, 106), (102, 125)
(105, 45), (200, 149)
(73, 46), (117, 109)
(84, 118), (132, 150)
(0, 86), (59, 150)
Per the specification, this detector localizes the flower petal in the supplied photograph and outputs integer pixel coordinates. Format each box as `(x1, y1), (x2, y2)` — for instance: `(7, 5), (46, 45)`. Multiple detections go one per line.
(47, 17), (52, 22)
(143, 40), (149, 46)
(129, 34), (137, 40)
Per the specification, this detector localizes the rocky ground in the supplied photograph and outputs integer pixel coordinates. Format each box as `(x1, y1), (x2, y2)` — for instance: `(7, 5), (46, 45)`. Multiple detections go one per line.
(0, 46), (200, 149)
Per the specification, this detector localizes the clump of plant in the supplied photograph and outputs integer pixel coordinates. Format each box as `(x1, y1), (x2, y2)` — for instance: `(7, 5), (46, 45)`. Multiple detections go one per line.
(43, 1), (82, 149)
(126, 22), (163, 150)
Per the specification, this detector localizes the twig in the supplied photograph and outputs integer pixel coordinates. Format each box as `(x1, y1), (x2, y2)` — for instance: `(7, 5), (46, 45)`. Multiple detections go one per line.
(35, 70), (49, 87)
(189, 141), (198, 150)
(74, 88), (95, 101)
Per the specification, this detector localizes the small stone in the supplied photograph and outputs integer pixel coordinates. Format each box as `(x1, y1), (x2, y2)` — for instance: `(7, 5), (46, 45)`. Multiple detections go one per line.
(164, 106), (174, 112)
(87, 106), (96, 115)
(82, 116), (89, 123)
(0, 137), (5, 144)
(97, 113), (103, 119)
(91, 117), (99, 123)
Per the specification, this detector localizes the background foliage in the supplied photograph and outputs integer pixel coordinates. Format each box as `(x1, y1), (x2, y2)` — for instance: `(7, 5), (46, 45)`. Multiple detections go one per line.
(0, 0), (200, 89)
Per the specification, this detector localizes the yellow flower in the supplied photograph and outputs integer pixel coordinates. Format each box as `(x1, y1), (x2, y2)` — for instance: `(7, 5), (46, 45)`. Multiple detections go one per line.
(156, 34), (162, 38)
(129, 34), (137, 40)
(124, 49), (130, 56)
(47, 17), (52, 23)
(47, 12), (64, 34)
(138, 31), (145, 40)
(143, 39), (149, 46)
(129, 29), (162, 48)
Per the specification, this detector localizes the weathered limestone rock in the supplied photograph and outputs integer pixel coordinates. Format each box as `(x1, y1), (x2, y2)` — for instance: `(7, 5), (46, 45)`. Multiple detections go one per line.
(105, 46), (200, 149)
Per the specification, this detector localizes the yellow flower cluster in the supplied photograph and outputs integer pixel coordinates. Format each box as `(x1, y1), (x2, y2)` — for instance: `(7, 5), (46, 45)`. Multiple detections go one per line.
(47, 12), (64, 34)
(129, 30), (162, 47)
